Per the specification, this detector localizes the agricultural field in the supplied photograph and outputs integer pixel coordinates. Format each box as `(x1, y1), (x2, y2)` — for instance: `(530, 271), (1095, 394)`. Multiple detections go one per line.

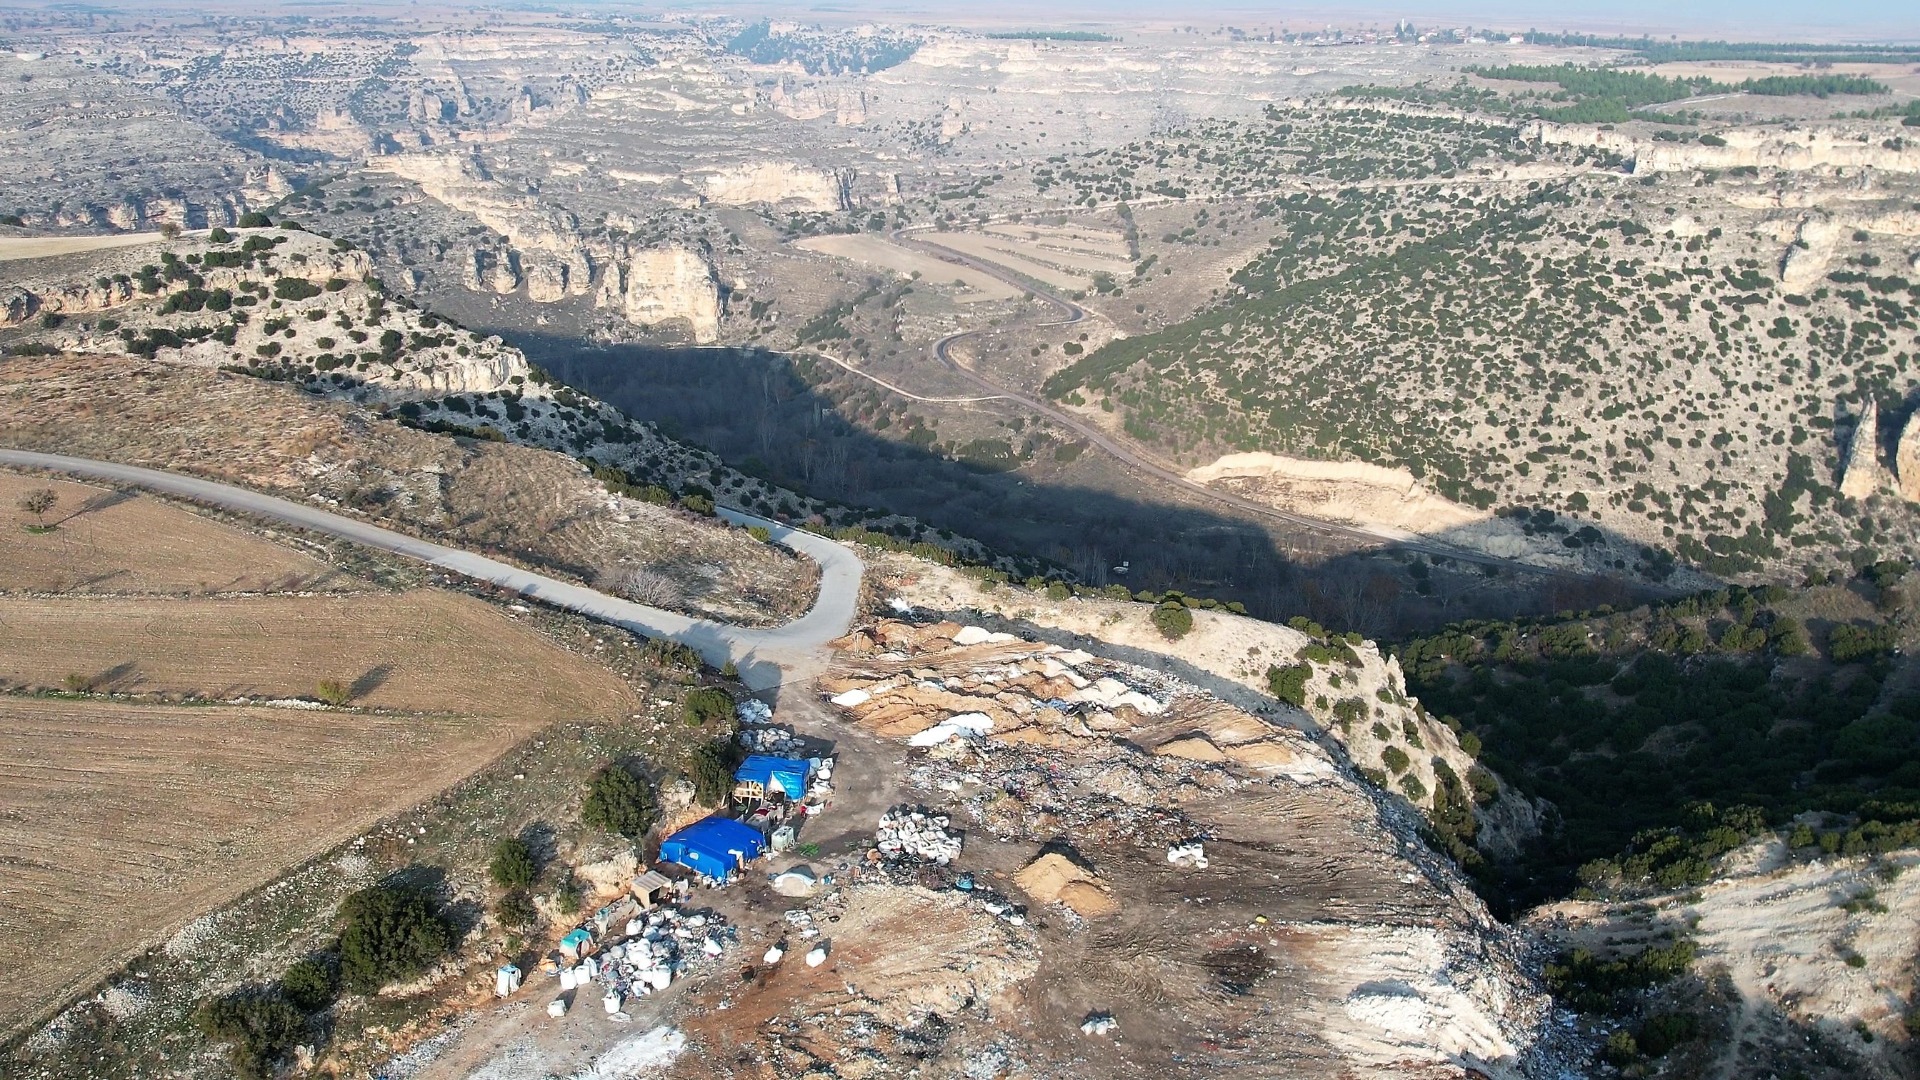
(0, 461), (653, 1036)
(794, 233), (1016, 302)
(917, 221), (1133, 292)
(0, 472), (363, 595)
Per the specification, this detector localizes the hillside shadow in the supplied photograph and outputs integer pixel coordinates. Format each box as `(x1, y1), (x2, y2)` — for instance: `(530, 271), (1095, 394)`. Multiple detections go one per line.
(495, 332), (1675, 641)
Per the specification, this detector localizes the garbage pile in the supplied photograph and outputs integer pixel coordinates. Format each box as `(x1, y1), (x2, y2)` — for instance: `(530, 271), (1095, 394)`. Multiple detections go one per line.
(737, 724), (806, 754)
(1166, 841), (1209, 869)
(874, 807), (963, 865)
(541, 905), (736, 1021)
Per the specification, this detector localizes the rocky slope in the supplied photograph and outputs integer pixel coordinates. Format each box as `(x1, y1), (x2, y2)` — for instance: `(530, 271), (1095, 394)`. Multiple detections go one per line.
(874, 553), (1543, 861)
(817, 615), (1549, 1077)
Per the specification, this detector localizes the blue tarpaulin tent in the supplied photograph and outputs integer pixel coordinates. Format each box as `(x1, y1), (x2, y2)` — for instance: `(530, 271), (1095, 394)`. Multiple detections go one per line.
(658, 816), (765, 880)
(733, 755), (813, 799)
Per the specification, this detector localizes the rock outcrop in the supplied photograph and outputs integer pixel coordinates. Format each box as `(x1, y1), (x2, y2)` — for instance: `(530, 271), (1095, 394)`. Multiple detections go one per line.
(601, 246), (722, 343)
(371, 151), (594, 299)
(696, 162), (854, 212)
(1838, 399), (1883, 499)
(1897, 409), (1920, 503)
(1525, 120), (1920, 175)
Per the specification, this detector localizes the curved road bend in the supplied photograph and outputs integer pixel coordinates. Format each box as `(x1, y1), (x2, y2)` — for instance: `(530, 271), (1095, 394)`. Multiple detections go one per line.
(0, 449), (860, 692)
(887, 230), (1605, 580)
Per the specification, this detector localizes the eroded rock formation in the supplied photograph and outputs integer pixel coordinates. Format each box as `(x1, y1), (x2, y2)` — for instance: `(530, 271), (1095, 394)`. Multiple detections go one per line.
(1897, 409), (1920, 503)
(1839, 399), (1883, 499)
(696, 161), (854, 212)
(600, 246), (722, 343)
(1526, 121), (1920, 175)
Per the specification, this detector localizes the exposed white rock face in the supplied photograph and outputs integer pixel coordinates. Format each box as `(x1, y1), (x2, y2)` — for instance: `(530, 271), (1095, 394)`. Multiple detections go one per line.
(1525, 120), (1920, 175)
(1838, 399), (1883, 499)
(601, 246), (721, 343)
(1896, 410), (1920, 503)
(1780, 216), (1841, 290)
(696, 162), (853, 212)
(768, 79), (867, 125)
(371, 151), (593, 298)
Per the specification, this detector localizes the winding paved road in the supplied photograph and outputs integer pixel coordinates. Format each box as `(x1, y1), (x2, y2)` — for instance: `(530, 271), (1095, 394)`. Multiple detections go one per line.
(886, 229), (1604, 580)
(0, 449), (860, 691)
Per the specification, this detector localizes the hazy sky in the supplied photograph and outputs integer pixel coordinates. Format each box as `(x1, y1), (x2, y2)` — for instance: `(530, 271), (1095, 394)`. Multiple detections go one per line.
(776, 0), (1918, 41)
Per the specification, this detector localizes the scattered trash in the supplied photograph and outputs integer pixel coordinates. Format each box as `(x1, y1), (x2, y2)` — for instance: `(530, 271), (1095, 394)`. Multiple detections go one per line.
(494, 964), (522, 997)
(1167, 842), (1209, 869)
(763, 945), (785, 965)
(547, 998), (567, 1019)
(875, 807), (963, 865)
(805, 945), (828, 967)
(1081, 1012), (1117, 1037)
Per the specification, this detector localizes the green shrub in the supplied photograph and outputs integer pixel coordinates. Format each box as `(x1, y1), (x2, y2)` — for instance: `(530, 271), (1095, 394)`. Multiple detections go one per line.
(237, 212), (272, 228)
(1151, 601), (1194, 640)
(747, 525), (772, 542)
(495, 888), (537, 929)
(689, 738), (742, 806)
(1382, 745), (1411, 773)
(1266, 662), (1312, 708)
(683, 686), (735, 727)
(315, 679), (349, 706)
(196, 989), (304, 1079)
(274, 277), (322, 301)
(488, 837), (536, 889)
(581, 763), (657, 838)
(337, 882), (452, 993)
(279, 957), (337, 1013)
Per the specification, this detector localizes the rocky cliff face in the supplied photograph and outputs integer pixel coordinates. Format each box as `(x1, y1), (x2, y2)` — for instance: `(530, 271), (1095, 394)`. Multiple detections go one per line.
(768, 78), (867, 125)
(371, 151), (595, 301)
(696, 161), (854, 212)
(1525, 120), (1920, 176)
(1838, 399), (1883, 499)
(599, 245), (722, 343)
(1897, 410), (1920, 504)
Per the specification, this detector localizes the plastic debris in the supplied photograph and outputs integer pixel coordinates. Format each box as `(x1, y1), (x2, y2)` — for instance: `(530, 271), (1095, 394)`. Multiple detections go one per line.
(1081, 1013), (1117, 1036)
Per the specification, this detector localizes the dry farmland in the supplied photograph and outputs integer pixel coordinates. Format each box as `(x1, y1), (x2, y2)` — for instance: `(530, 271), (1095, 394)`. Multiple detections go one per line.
(0, 472), (364, 595)
(795, 233), (1018, 302)
(0, 553), (644, 1035)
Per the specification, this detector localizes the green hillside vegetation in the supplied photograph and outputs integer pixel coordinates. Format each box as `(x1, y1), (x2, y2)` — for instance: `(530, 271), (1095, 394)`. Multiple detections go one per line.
(1395, 566), (1918, 905)
(1039, 109), (1920, 576)
(1515, 34), (1920, 66)
(1467, 63), (1887, 117)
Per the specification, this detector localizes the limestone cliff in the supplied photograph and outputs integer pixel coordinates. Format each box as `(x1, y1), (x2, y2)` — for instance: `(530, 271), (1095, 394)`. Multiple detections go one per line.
(1897, 410), (1920, 503)
(1525, 120), (1920, 176)
(599, 246), (722, 343)
(696, 161), (853, 212)
(1838, 399), (1883, 499)
(370, 151), (594, 299)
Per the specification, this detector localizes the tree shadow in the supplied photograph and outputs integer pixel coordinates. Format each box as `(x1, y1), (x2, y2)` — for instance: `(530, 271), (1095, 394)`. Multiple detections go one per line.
(52, 486), (134, 527)
(348, 664), (393, 702)
(506, 332), (1680, 641)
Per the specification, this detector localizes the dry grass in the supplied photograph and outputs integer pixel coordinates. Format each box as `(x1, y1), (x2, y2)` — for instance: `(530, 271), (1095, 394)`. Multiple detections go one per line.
(0, 233), (166, 262)
(0, 590), (642, 717)
(0, 471), (363, 595)
(0, 583), (643, 1035)
(0, 353), (815, 625)
(0, 696), (547, 1034)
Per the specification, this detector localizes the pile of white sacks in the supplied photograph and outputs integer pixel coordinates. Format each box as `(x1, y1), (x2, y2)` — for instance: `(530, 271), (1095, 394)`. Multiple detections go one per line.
(875, 808), (963, 864)
(553, 908), (733, 1020)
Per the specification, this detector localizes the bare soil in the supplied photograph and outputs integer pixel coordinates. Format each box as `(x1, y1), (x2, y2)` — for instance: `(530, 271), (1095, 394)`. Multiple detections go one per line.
(0, 471), (364, 595)
(0, 354), (814, 626)
(0, 693), (573, 1036)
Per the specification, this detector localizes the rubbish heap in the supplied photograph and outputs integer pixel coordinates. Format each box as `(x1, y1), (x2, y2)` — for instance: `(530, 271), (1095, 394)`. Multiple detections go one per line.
(542, 905), (736, 1021)
(737, 724), (806, 754)
(874, 807), (963, 865)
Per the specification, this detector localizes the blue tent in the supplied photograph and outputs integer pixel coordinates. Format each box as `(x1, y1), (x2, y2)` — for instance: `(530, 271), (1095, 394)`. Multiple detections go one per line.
(733, 755), (813, 799)
(658, 816), (765, 880)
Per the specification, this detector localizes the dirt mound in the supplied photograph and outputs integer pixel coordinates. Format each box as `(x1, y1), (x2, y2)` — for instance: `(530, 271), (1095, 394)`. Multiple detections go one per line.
(1014, 853), (1120, 918)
